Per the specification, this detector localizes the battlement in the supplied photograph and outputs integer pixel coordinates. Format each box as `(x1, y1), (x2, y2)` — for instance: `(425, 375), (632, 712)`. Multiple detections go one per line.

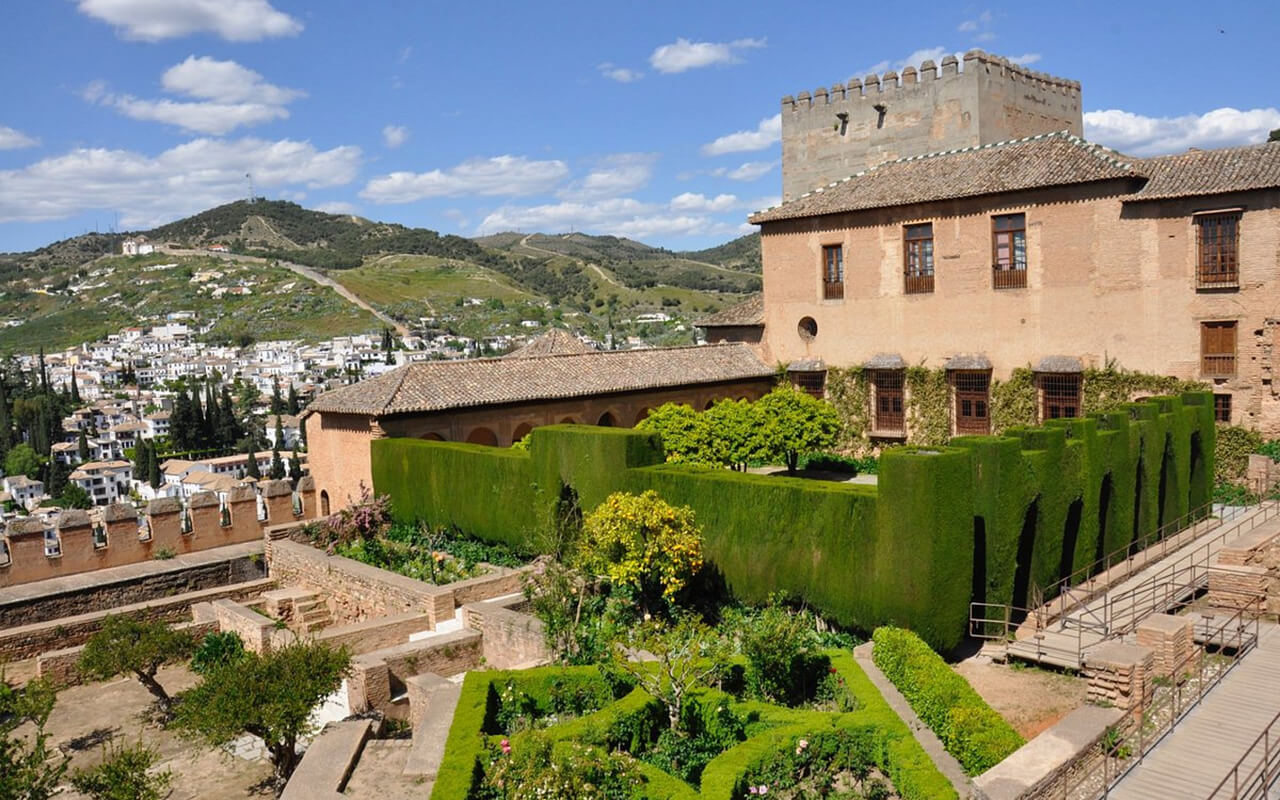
(0, 478), (316, 587)
(779, 49), (1084, 200)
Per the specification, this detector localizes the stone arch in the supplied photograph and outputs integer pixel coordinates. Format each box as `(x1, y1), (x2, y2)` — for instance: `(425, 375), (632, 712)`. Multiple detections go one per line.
(511, 422), (534, 444)
(465, 427), (499, 447)
(704, 399), (717, 410)
(559, 416), (578, 424)
(597, 411), (618, 427)
(319, 490), (330, 517)
(420, 432), (445, 441)
(633, 408), (652, 425)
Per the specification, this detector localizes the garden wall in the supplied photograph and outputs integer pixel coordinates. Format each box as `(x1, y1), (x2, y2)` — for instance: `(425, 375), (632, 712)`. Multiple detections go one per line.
(372, 393), (1215, 652)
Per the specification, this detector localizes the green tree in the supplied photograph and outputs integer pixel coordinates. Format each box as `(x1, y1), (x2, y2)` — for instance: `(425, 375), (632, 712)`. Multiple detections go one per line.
(0, 675), (67, 800)
(70, 740), (171, 800)
(148, 446), (162, 490)
(612, 615), (732, 731)
(4, 444), (43, 481)
(270, 378), (284, 416)
(189, 632), (247, 676)
(244, 443), (261, 479)
(78, 616), (196, 714)
(286, 383), (299, 416)
(77, 429), (90, 462)
(171, 641), (350, 787)
(57, 484), (92, 510)
(269, 446), (285, 480)
(755, 386), (840, 474)
(635, 403), (712, 464)
(69, 369), (81, 405)
(702, 398), (762, 471)
(217, 386), (243, 449)
(576, 491), (704, 618)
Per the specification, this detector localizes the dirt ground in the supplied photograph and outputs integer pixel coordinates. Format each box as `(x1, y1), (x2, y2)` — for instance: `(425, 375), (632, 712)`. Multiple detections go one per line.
(18, 664), (274, 800)
(953, 657), (1090, 739)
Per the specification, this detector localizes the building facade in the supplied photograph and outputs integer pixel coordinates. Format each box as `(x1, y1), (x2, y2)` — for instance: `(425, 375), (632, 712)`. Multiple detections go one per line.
(750, 53), (1280, 438)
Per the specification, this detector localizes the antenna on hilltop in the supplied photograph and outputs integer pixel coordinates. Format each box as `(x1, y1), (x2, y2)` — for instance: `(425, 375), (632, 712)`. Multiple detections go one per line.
(246, 173), (255, 204)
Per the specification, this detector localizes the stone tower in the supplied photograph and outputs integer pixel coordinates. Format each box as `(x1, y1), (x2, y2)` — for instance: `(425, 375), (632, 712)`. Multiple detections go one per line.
(780, 50), (1083, 200)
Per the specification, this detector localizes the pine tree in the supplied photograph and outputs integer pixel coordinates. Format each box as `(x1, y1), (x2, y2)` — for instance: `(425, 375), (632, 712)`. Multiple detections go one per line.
(244, 443), (261, 479)
(286, 383), (299, 415)
(77, 429), (90, 462)
(69, 368), (81, 405)
(269, 445), (285, 480)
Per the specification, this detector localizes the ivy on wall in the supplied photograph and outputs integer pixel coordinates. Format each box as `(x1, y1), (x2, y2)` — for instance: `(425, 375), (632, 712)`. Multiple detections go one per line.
(824, 367), (870, 452)
(1080, 365), (1204, 414)
(905, 368), (951, 447)
(990, 368), (1038, 433)
(1215, 425), (1264, 484)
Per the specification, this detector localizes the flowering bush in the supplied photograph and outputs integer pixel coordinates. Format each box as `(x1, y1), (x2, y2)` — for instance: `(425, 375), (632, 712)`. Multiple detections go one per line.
(321, 483), (391, 547)
(736, 728), (893, 800)
(480, 734), (642, 800)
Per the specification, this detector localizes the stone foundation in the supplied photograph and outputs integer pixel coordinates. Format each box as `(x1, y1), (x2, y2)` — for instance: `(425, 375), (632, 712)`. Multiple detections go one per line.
(1084, 642), (1153, 715)
(1135, 614), (1194, 681)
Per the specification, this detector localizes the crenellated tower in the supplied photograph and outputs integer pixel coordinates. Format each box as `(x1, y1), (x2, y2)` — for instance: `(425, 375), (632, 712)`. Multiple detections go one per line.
(780, 50), (1083, 200)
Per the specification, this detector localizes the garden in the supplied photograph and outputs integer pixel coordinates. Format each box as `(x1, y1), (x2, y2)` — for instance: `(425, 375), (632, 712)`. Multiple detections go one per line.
(423, 487), (1020, 800)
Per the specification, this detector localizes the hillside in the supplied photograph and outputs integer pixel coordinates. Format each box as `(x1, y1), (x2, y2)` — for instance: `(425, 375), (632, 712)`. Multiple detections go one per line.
(0, 201), (762, 352)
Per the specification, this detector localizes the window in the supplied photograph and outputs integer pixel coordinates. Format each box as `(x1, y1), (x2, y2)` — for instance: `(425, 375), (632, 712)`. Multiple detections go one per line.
(793, 371), (826, 398)
(1214, 393), (1232, 423)
(953, 371), (991, 434)
(1201, 321), (1237, 377)
(1039, 373), (1082, 421)
(797, 316), (818, 341)
(992, 213), (1027, 289)
(904, 223), (935, 294)
(1195, 211), (1241, 289)
(872, 370), (905, 434)
(822, 244), (844, 300)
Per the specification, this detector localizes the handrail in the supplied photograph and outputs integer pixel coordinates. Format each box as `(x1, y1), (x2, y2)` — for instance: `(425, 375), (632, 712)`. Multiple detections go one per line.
(1206, 708), (1280, 799)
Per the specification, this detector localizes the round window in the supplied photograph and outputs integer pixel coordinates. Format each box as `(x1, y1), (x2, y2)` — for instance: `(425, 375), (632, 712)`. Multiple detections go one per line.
(797, 316), (818, 341)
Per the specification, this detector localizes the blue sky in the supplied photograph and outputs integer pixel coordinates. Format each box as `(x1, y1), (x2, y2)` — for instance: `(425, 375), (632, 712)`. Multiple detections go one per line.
(1, 0), (1278, 253)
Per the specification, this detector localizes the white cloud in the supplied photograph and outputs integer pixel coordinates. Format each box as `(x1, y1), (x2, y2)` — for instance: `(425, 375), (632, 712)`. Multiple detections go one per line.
(1085, 107), (1280, 157)
(1084, 107), (1280, 156)
(382, 125), (409, 149)
(712, 160), (777, 181)
(958, 10), (994, 38)
(557, 153), (656, 201)
(649, 37), (765, 74)
(0, 137), (361, 227)
(0, 125), (39, 150)
(1008, 53), (1041, 66)
(477, 197), (737, 240)
(669, 192), (740, 213)
(855, 47), (953, 80)
(77, 0), (302, 41)
(361, 155), (569, 203)
(597, 63), (643, 83)
(701, 114), (781, 156)
(316, 201), (359, 215)
(398, 46), (413, 65)
(87, 56), (304, 135)
(957, 20), (978, 32)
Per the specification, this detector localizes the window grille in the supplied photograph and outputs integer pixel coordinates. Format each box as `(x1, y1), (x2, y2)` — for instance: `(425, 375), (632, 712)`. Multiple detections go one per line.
(1214, 393), (1232, 423)
(822, 245), (844, 300)
(953, 371), (991, 434)
(1195, 212), (1240, 289)
(872, 370), (905, 433)
(793, 371), (826, 398)
(992, 214), (1027, 289)
(1039, 373), (1082, 421)
(904, 223), (935, 294)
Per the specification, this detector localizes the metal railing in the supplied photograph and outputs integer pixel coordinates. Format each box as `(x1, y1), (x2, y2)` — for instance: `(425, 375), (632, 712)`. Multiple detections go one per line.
(1051, 603), (1261, 799)
(992, 265), (1027, 289)
(1206, 708), (1280, 799)
(903, 272), (934, 294)
(822, 280), (844, 300)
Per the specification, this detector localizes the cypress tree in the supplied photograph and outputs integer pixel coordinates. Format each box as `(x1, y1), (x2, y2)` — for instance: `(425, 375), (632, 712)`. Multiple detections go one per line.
(288, 454), (302, 484)
(0, 377), (11, 458)
(77, 428), (90, 462)
(203, 382), (219, 448)
(270, 377), (284, 416)
(269, 445), (285, 480)
(38, 346), (48, 395)
(273, 415), (285, 451)
(70, 368), (81, 405)
(286, 383), (299, 415)
(244, 442), (261, 479)
(189, 386), (205, 449)
(149, 442), (163, 489)
(218, 385), (242, 448)
(171, 390), (193, 451)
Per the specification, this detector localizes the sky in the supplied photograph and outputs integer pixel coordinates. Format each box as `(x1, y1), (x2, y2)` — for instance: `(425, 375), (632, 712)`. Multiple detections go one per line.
(0, 0), (1278, 253)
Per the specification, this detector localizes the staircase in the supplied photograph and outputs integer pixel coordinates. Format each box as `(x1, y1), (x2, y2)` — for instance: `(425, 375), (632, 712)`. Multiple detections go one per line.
(261, 587), (333, 634)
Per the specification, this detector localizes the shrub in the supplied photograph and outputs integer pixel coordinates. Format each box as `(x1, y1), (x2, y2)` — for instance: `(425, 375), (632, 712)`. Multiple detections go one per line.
(734, 727), (883, 800)
(755, 386), (840, 474)
(190, 631), (246, 675)
(79, 616), (196, 714)
(70, 740), (172, 800)
(871, 627), (1022, 775)
(645, 694), (748, 784)
(322, 482), (390, 546)
(480, 734), (642, 800)
(737, 605), (829, 707)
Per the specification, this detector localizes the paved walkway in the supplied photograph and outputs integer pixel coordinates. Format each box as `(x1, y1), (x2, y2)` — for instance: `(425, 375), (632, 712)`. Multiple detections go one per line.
(852, 642), (971, 797)
(1008, 503), (1280, 669)
(1110, 622), (1280, 800)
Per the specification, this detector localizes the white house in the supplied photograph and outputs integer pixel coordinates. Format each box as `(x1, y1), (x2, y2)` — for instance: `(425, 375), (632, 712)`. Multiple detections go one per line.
(69, 461), (133, 506)
(3, 475), (45, 510)
(122, 236), (155, 256)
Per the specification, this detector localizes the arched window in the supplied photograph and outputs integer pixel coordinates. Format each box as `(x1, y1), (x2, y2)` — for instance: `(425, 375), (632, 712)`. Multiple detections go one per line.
(320, 490), (330, 517)
(421, 432), (445, 441)
(511, 422), (534, 444)
(465, 427), (499, 447)
(597, 412), (617, 427)
(633, 408), (652, 425)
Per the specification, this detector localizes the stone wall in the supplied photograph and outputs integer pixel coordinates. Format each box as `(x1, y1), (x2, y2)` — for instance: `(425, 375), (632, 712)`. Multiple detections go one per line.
(1084, 642), (1154, 715)
(316, 611), (433, 654)
(0, 479), (311, 588)
(36, 618), (218, 687)
(1209, 522), (1280, 613)
(0, 546), (266, 628)
(346, 630), (482, 719)
(0, 577), (273, 662)
(461, 597), (549, 669)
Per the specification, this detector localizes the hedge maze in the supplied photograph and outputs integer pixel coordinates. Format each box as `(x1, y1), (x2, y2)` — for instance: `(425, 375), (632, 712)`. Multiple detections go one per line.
(372, 392), (1215, 653)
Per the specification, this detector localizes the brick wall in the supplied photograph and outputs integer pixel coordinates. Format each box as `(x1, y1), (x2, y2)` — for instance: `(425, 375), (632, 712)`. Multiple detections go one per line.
(346, 630), (482, 717)
(461, 599), (549, 669)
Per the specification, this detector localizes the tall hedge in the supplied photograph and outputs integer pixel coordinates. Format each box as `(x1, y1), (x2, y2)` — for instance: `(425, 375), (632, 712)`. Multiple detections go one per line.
(372, 392), (1217, 652)
(871, 627), (1023, 775)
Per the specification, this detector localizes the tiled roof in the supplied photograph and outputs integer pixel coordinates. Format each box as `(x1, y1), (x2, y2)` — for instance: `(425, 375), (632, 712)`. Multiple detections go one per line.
(308, 343), (774, 417)
(504, 329), (595, 359)
(696, 295), (764, 328)
(1128, 142), (1280, 201)
(749, 132), (1141, 223)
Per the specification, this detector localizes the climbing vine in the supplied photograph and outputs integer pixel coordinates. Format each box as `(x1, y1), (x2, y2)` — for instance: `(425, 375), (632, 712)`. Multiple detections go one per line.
(1080, 365), (1204, 414)
(824, 366), (870, 452)
(905, 367), (951, 446)
(1215, 425), (1264, 484)
(989, 367), (1038, 433)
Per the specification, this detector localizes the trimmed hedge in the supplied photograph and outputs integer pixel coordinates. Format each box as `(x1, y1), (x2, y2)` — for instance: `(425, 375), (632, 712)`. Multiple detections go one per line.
(429, 655), (955, 800)
(375, 394), (1217, 652)
(871, 627), (1023, 776)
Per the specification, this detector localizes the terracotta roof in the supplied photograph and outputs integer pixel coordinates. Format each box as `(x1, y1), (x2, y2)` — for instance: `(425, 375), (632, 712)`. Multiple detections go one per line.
(696, 295), (764, 328)
(1128, 142), (1280, 201)
(504, 328), (596, 359)
(749, 132), (1141, 224)
(308, 343), (774, 417)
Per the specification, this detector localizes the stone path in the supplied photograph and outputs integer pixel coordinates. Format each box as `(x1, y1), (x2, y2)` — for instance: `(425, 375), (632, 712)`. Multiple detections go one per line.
(1110, 622), (1280, 800)
(852, 642), (971, 797)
